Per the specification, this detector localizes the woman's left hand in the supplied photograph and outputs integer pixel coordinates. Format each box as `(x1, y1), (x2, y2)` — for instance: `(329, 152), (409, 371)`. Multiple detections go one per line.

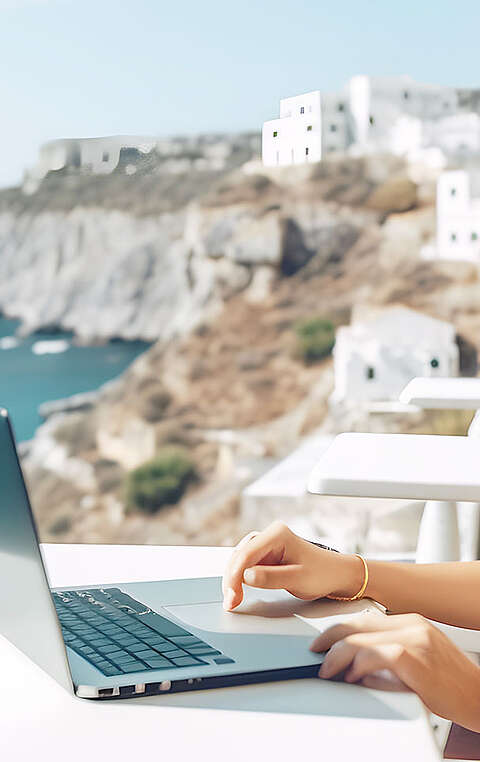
(312, 612), (480, 731)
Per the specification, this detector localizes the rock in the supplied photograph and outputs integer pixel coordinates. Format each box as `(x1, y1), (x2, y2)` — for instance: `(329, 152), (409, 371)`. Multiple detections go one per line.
(366, 176), (417, 213)
(39, 389), (99, 419)
(96, 416), (156, 469)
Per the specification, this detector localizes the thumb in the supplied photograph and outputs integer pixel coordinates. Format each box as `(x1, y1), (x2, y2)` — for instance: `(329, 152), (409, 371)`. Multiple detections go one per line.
(243, 564), (302, 590)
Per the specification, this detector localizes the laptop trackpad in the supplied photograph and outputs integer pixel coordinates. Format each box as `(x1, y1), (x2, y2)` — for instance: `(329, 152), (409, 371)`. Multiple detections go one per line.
(164, 600), (318, 636)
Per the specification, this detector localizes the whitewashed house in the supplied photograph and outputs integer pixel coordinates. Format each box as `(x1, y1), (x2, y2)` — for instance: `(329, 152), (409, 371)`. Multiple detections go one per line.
(422, 171), (480, 263)
(331, 306), (459, 404)
(263, 75), (480, 167)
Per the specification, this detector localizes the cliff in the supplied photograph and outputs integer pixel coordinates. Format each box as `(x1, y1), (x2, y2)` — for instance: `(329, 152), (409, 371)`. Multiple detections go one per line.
(6, 137), (480, 547)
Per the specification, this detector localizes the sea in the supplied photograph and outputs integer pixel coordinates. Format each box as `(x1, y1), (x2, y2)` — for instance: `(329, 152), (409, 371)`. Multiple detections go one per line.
(0, 317), (150, 442)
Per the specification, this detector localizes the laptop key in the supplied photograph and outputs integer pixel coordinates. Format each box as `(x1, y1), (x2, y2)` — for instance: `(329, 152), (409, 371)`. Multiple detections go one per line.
(97, 643), (123, 655)
(169, 636), (203, 646)
(121, 662), (147, 673)
(213, 657), (235, 665)
(143, 657), (173, 669)
(154, 643), (180, 653)
(170, 656), (206, 667)
(130, 647), (159, 658)
(186, 647), (221, 656)
(160, 649), (187, 659)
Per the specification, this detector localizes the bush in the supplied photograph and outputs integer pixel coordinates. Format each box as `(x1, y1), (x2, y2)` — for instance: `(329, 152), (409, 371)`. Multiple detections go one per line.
(124, 448), (196, 514)
(294, 317), (335, 364)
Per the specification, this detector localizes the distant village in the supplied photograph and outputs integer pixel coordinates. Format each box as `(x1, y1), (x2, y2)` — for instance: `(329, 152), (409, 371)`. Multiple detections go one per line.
(24, 74), (480, 409)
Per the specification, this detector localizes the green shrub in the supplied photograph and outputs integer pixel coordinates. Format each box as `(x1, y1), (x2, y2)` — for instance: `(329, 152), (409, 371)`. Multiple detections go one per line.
(294, 317), (335, 364)
(125, 448), (196, 514)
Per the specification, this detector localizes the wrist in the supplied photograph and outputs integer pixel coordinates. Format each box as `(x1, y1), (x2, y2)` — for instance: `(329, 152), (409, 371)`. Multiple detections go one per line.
(329, 553), (366, 599)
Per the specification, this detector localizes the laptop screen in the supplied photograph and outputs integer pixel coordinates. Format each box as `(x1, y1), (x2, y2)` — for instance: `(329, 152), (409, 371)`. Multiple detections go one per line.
(0, 411), (72, 690)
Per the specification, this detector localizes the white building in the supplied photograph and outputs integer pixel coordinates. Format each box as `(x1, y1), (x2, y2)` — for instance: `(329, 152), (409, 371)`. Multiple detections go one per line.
(27, 135), (156, 185)
(331, 306), (459, 404)
(263, 75), (480, 167)
(422, 170), (480, 262)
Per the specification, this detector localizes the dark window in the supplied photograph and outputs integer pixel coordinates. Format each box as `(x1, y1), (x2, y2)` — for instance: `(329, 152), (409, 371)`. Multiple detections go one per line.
(305, 147), (309, 156)
(300, 106), (305, 114)
(403, 90), (409, 100)
(337, 103), (344, 112)
(450, 187), (456, 196)
(472, 232), (478, 241)
(330, 124), (337, 132)
(307, 125), (313, 131)
(430, 358), (440, 369)
(102, 151), (109, 162)
(369, 115), (375, 125)
(366, 367), (375, 380)
(273, 131), (278, 137)
(451, 232), (457, 242)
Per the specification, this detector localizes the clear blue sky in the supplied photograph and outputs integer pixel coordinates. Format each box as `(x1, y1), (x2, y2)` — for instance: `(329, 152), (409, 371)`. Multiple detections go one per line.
(1, 0), (479, 188)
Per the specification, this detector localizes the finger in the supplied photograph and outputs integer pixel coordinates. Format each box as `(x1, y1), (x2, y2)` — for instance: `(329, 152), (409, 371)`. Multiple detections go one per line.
(318, 631), (408, 678)
(343, 643), (407, 685)
(310, 612), (417, 653)
(222, 523), (290, 610)
(243, 564), (303, 590)
(222, 532), (258, 594)
(360, 670), (410, 692)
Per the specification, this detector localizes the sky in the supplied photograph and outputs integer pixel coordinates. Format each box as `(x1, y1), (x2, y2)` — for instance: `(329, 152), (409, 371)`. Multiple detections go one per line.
(0, 0), (479, 188)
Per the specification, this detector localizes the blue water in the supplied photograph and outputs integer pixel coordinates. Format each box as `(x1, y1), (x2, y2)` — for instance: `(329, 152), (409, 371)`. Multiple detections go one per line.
(0, 318), (150, 442)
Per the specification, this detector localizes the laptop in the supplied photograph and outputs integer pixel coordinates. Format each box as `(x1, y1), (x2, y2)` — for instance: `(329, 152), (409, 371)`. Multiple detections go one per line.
(0, 407), (381, 700)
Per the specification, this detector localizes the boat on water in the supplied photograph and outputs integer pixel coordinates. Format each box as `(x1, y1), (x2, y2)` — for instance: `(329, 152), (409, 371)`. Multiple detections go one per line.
(0, 336), (20, 350)
(31, 339), (70, 355)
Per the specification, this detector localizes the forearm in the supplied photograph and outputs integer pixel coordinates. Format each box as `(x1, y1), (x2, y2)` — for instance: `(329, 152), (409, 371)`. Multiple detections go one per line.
(364, 560), (480, 629)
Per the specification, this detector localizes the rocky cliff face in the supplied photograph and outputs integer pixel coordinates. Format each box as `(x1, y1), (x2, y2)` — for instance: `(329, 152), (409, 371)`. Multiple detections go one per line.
(6, 138), (480, 547)
(0, 143), (404, 342)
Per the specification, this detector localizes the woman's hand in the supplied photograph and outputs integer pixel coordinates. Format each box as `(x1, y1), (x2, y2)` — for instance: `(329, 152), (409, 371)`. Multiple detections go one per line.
(222, 521), (364, 611)
(312, 612), (480, 732)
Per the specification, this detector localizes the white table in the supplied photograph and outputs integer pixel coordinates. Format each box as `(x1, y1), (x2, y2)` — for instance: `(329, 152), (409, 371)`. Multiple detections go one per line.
(400, 377), (480, 410)
(308, 432), (480, 562)
(0, 544), (441, 762)
(400, 377), (480, 561)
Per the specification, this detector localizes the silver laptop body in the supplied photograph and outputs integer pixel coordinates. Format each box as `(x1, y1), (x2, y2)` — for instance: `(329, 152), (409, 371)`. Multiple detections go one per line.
(0, 408), (334, 699)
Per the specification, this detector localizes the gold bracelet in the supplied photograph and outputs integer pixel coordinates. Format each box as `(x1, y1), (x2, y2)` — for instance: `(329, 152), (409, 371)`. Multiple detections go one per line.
(327, 554), (369, 601)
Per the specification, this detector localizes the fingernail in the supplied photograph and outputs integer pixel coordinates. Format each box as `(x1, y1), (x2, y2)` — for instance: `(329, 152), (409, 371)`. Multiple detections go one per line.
(243, 568), (255, 585)
(223, 588), (236, 611)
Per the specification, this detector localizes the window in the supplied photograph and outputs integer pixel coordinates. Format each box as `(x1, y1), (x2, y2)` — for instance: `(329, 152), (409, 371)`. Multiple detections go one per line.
(450, 187), (456, 196)
(450, 232), (457, 242)
(472, 232), (478, 241)
(337, 103), (344, 112)
(403, 90), (409, 100)
(330, 124), (337, 132)
(273, 131), (278, 137)
(369, 115), (375, 125)
(366, 366), (375, 380)
(430, 358), (440, 369)
(305, 147), (309, 156)
(307, 125), (313, 131)
(300, 106), (305, 114)
(102, 151), (109, 162)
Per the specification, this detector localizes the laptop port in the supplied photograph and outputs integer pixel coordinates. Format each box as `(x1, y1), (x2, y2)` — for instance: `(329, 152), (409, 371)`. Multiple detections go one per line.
(98, 687), (119, 697)
(119, 685), (136, 696)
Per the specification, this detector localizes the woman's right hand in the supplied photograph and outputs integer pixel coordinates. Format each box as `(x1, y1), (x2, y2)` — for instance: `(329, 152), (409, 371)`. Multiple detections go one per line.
(222, 521), (365, 611)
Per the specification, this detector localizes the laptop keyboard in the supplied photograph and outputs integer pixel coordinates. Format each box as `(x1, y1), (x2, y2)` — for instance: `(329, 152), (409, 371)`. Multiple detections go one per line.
(52, 587), (234, 677)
